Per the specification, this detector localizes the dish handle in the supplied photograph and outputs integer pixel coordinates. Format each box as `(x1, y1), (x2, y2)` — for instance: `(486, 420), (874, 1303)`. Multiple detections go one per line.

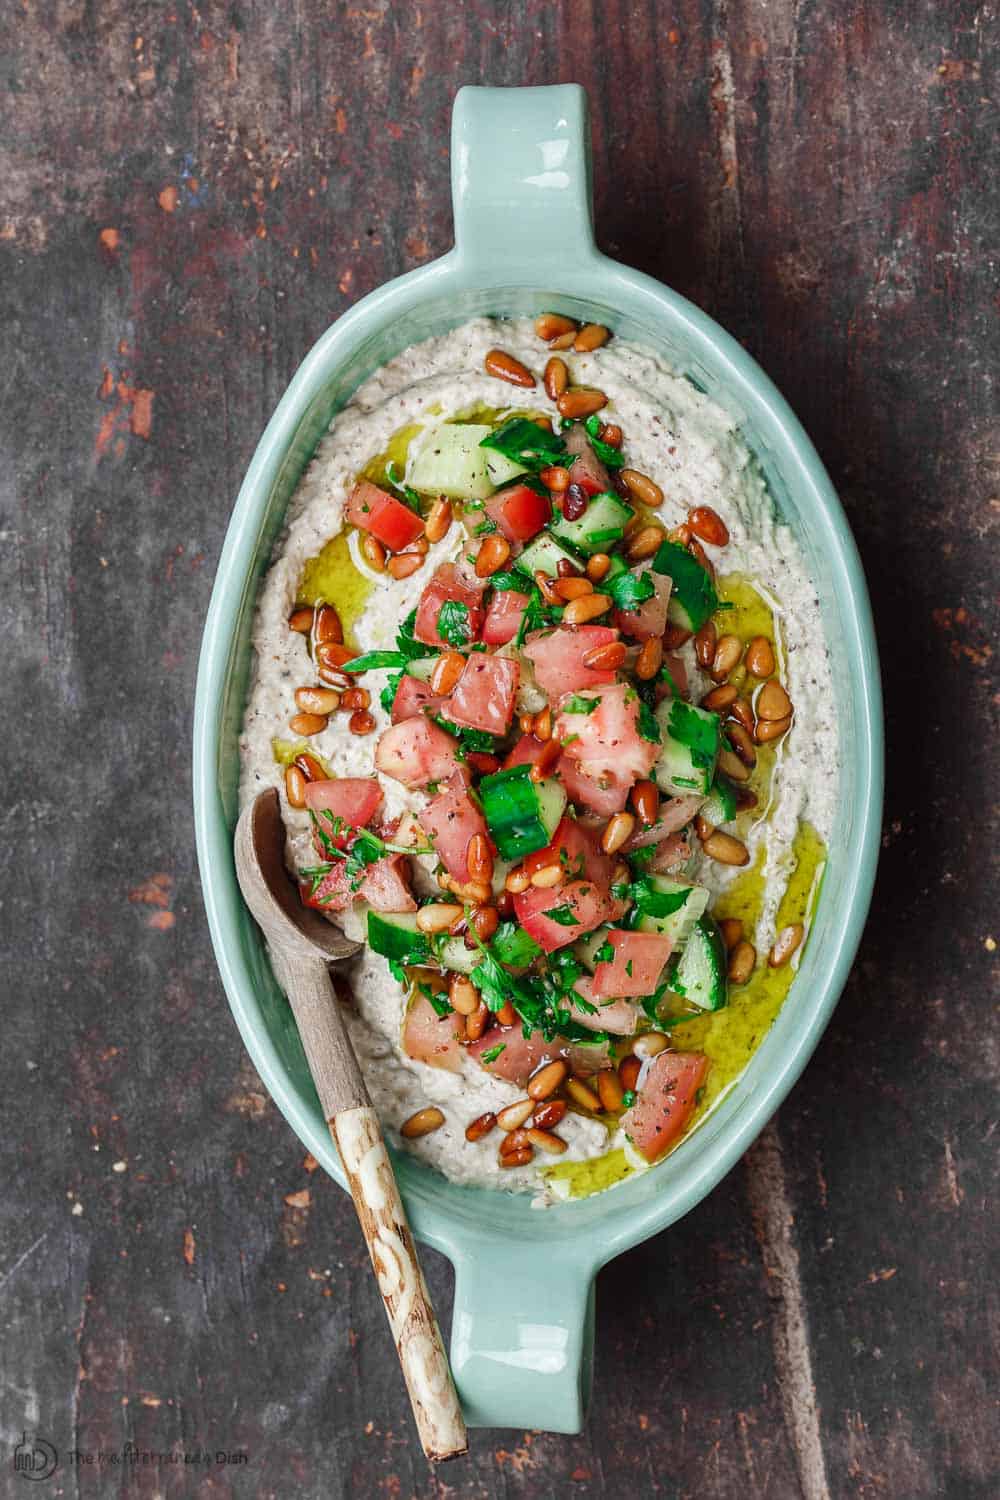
(451, 83), (596, 276)
(449, 1246), (595, 1433)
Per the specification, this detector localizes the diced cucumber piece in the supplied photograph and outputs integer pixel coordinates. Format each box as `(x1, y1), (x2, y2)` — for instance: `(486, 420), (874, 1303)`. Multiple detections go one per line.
(367, 911), (431, 967)
(404, 657), (439, 684)
(651, 539), (719, 631)
(479, 764), (567, 860)
(484, 449), (528, 486)
(701, 775), (738, 827)
(517, 531), (584, 579)
(437, 937), (478, 975)
(632, 877), (710, 951)
(654, 698), (721, 797)
(549, 492), (634, 556)
(574, 924), (614, 972)
(409, 423), (495, 500)
(669, 915), (727, 1011)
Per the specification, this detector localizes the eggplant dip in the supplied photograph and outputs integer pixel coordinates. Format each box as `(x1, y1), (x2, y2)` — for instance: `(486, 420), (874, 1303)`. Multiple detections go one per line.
(238, 313), (837, 1203)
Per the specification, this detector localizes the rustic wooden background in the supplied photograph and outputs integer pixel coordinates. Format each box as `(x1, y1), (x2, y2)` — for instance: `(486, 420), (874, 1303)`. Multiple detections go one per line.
(2, 2), (996, 1496)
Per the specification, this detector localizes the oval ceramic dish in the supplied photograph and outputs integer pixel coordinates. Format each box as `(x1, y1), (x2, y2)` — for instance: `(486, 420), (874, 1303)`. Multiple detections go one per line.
(194, 85), (883, 1434)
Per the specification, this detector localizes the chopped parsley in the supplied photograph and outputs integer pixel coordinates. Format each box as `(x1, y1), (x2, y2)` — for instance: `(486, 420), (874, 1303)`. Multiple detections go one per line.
(479, 417), (567, 472)
(592, 939), (614, 964)
(380, 670), (403, 715)
(666, 699), (720, 769)
(621, 1089), (636, 1108)
(480, 1042), (507, 1064)
(584, 413), (625, 470)
(341, 649), (411, 671)
(603, 569), (655, 613)
(436, 599), (472, 648)
(491, 922), (543, 970)
(396, 608), (437, 661)
(384, 460), (423, 513)
(636, 699), (661, 744)
(542, 904), (581, 927)
(561, 694), (600, 715)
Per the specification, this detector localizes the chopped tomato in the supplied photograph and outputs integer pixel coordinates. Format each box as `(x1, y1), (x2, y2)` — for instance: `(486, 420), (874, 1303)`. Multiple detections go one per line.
(661, 654), (689, 700)
(617, 571), (672, 641)
(467, 1026), (609, 1085)
(401, 989), (464, 1073)
(569, 975), (640, 1035)
(556, 753), (631, 816)
(590, 930), (673, 999)
(300, 851), (415, 914)
(444, 654), (519, 736)
(482, 589), (530, 646)
(417, 773), (489, 883)
(626, 794), (704, 848)
(485, 483), (551, 542)
(623, 1051), (709, 1163)
(541, 815), (614, 888)
(555, 683), (659, 786)
(503, 733), (547, 770)
(413, 563), (486, 649)
(303, 778), (383, 853)
(346, 480), (425, 553)
(375, 716), (462, 790)
(563, 424), (611, 497)
(391, 674), (445, 724)
(522, 625), (619, 698)
(513, 879), (613, 953)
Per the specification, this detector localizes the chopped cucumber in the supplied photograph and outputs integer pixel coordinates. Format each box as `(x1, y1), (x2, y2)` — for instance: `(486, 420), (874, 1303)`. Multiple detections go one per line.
(701, 774), (738, 827)
(409, 423), (495, 500)
(404, 656), (440, 684)
(632, 877), (710, 951)
(549, 492), (634, 556)
(573, 924), (614, 971)
(484, 450), (528, 486)
(654, 697), (721, 797)
(437, 937), (478, 975)
(669, 915), (727, 1011)
(479, 764), (567, 860)
(651, 539), (719, 631)
(367, 911), (431, 967)
(517, 531), (584, 579)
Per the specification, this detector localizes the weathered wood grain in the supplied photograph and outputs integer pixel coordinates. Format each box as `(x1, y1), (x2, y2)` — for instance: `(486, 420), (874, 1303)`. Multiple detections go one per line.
(0, 1), (996, 1496)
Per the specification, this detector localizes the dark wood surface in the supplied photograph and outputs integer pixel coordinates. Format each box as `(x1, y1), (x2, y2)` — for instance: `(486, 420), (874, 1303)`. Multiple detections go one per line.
(2, 3), (996, 1496)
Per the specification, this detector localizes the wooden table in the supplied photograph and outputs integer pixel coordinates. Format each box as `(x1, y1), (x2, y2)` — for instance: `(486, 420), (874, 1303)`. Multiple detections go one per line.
(2, 3), (995, 1495)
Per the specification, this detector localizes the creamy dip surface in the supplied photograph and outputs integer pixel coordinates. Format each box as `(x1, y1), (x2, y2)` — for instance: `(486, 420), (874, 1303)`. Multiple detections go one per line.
(238, 316), (838, 1203)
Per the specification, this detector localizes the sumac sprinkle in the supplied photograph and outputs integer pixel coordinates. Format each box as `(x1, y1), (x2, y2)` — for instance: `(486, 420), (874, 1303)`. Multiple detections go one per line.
(562, 484), (588, 522)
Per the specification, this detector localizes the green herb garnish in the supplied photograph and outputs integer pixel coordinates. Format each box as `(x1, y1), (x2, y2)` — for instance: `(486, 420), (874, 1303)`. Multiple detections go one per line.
(436, 599), (472, 648)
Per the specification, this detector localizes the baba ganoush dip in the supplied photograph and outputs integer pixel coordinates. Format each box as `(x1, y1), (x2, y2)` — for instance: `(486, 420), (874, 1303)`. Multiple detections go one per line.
(238, 313), (838, 1205)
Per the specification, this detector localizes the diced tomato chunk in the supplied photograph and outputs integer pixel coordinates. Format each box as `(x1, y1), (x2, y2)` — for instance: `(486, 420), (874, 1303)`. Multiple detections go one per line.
(616, 572), (672, 641)
(541, 815), (614, 888)
(563, 424), (612, 497)
(503, 734), (547, 770)
(556, 754), (631, 816)
(522, 626), (619, 698)
(417, 774), (489, 883)
(390, 674), (445, 723)
(623, 1051), (709, 1163)
(482, 590), (530, 646)
(590, 930), (673, 999)
(570, 975), (640, 1035)
(375, 717), (462, 790)
(555, 683), (659, 787)
(346, 480), (425, 553)
(401, 990), (464, 1073)
(444, 654), (519, 736)
(484, 484), (551, 542)
(467, 1027), (608, 1084)
(304, 778), (383, 853)
(300, 851), (415, 914)
(413, 563), (485, 649)
(513, 879), (613, 953)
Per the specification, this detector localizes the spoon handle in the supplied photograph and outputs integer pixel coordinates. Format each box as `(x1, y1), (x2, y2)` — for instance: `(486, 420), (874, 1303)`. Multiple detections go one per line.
(269, 949), (468, 1462)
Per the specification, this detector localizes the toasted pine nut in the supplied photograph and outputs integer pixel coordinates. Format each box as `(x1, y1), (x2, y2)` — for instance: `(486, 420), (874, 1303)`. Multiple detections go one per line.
(601, 811), (636, 855)
(582, 639), (627, 670)
(663, 623), (692, 650)
(703, 830), (750, 867)
(729, 697), (756, 734)
(529, 739), (562, 780)
(466, 833), (494, 885)
(631, 779), (660, 826)
(694, 621), (717, 670)
(448, 974), (481, 1016)
(288, 606), (315, 634)
(543, 356), (569, 402)
(769, 923), (804, 968)
(417, 903), (464, 935)
(548, 328), (577, 350)
(626, 523), (666, 561)
(475, 533), (512, 578)
(618, 1056), (641, 1092)
(668, 523), (692, 547)
(573, 322), (610, 352)
(465, 1112), (497, 1142)
(485, 348), (536, 387)
(687, 505), (730, 546)
(717, 747), (751, 782)
(598, 422), (623, 447)
(565, 1077), (601, 1112)
(387, 551), (423, 580)
(361, 534), (387, 571)
(466, 1002), (489, 1041)
(728, 940), (756, 984)
(424, 497), (452, 543)
(534, 569), (563, 606)
(561, 592), (612, 626)
(532, 706), (553, 741)
(744, 635), (776, 678)
(540, 463), (570, 491)
(505, 866), (531, 894)
(497, 1097), (534, 1132)
(316, 642), (355, 671)
(711, 634), (743, 681)
(493, 999), (514, 1027)
(553, 577), (592, 605)
(596, 1069), (625, 1113)
(348, 710), (376, 736)
(401, 1107), (445, 1139)
(734, 786), (759, 812)
(636, 636), (664, 680)
(293, 753), (325, 781)
(535, 312), (576, 341)
(295, 685), (341, 715)
(702, 682), (738, 712)
(757, 679), (793, 721)
(694, 813), (714, 843)
(529, 862), (563, 890)
(557, 387), (608, 419)
(340, 686), (371, 711)
(727, 722), (757, 768)
(519, 712), (536, 735)
(620, 469), (664, 509)
(313, 604), (343, 645)
(688, 537), (715, 576)
(532, 1097), (568, 1129)
(526, 1127), (568, 1155)
(430, 651), (465, 696)
(448, 877), (492, 905)
(527, 1060), (568, 1100)
(467, 750), (501, 776)
(289, 712), (327, 736)
(499, 1145), (534, 1168)
(284, 765), (307, 808)
(718, 918), (743, 952)
(633, 1031), (669, 1060)
(586, 553), (612, 582)
(755, 712), (793, 743)
(470, 905), (499, 942)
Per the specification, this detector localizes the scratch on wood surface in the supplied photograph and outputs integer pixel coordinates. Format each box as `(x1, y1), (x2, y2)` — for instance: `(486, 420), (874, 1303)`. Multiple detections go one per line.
(745, 1122), (831, 1500)
(0, 1232), (49, 1294)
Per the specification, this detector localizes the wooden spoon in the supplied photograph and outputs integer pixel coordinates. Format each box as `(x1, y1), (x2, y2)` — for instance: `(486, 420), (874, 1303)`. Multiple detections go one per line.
(234, 788), (467, 1462)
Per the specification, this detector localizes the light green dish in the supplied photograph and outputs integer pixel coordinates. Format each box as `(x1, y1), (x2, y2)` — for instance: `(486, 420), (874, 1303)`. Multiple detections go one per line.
(193, 85), (883, 1434)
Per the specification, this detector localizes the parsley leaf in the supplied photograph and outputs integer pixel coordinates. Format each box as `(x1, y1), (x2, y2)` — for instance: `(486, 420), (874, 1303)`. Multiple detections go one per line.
(385, 460), (423, 513)
(666, 699), (720, 769)
(396, 609), (437, 662)
(480, 1042), (506, 1064)
(341, 650), (411, 671)
(604, 569), (655, 612)
(436, 599), (472, 648)
(491, 922), (543, 970)
(630, 879), (691, 919)
(636, 699), (661, 744)
(561, 694), (600, 715)
(380, 669), (403, 715)
(621, 1089), (636, 1108)
(592, 939), (614, 964)
(584, 413), (626, 470)
(480, 417), (566, 472)
(542, 904), (581, 927)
